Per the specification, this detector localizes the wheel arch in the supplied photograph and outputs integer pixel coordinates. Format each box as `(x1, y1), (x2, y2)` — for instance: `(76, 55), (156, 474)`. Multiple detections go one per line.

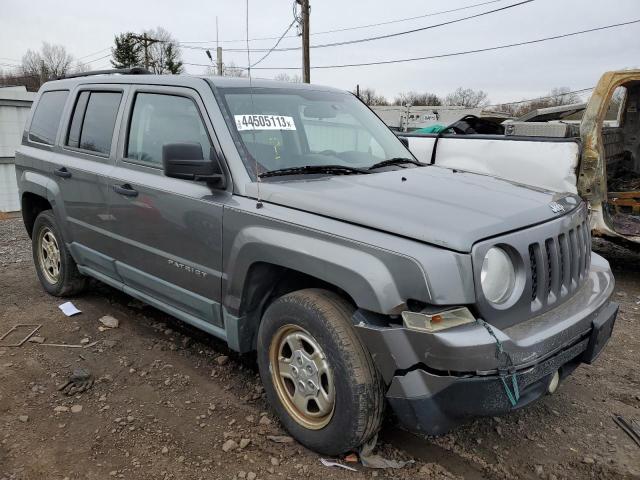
(226, 261), (358, 353)
(21, 191), (53, 238)
(222, 225), (422, 353)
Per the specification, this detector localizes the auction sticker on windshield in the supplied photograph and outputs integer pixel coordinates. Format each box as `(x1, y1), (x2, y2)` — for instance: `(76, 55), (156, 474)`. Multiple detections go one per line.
(234, 114), (296, 131)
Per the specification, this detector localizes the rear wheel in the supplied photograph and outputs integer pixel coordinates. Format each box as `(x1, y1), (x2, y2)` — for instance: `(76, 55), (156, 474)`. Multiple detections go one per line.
(32, 210), (86, 296)
(257, 288), (384, 455)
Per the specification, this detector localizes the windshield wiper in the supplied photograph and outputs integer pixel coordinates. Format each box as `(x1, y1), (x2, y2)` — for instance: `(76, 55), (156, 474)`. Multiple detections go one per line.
(259, 164), (371, 179)
(368, 157), (424, 170)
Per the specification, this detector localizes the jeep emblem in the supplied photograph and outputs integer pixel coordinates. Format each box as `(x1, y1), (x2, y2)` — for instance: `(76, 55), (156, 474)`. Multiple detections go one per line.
(549, 202), (565, 214)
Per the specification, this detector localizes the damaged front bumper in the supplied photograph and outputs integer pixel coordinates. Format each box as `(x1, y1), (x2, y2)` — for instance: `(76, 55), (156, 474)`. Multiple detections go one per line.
(353, 255), (618, 436)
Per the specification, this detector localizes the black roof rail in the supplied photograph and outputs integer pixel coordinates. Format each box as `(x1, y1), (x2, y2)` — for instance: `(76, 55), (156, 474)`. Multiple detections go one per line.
(59, 67), (152, 80)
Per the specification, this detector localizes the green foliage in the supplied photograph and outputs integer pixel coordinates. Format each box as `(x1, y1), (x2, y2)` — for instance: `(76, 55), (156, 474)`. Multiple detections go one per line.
(111, 33), (141, 69)
(163, 43), (183, 74)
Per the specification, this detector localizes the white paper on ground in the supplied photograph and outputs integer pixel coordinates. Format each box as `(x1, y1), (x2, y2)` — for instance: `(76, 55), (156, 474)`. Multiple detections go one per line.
(58, 301), (81, 316)
(320, 458), (357, 472)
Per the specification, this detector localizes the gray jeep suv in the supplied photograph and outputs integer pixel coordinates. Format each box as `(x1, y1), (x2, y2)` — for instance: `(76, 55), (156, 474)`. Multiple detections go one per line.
(15, 69), (618, 455)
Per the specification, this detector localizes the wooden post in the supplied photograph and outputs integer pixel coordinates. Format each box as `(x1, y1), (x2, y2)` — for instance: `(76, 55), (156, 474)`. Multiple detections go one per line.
(301, 0), (310, 83)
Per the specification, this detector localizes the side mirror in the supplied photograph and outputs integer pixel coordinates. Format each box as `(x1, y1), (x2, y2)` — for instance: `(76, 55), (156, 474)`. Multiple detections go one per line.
(162, 143), (225, 187)
(397, 136), (409, 148)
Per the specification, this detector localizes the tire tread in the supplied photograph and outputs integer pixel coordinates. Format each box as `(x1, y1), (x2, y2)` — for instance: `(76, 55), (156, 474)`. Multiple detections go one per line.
(32, 210), (86, 297)
(258, 288), (384, 454)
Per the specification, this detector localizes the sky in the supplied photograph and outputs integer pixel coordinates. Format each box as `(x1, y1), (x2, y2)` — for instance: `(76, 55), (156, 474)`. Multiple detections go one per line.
(0, 0), (638, 104)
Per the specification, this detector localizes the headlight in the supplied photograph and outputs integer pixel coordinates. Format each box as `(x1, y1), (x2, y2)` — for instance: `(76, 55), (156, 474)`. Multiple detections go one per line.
(481, 247), (515, 304)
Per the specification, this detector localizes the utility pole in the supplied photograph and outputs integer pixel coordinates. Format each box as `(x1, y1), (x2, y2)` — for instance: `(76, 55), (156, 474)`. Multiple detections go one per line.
(216, 16), (223, 76)
(206, 48), (223, 76)
(298, 0), (310, 83)
(217, 47), (223, 76)
(131, 33), (161, 70)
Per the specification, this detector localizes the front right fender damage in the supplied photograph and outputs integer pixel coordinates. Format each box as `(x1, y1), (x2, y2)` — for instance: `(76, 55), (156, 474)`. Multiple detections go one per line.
(220, 198), (475, 352)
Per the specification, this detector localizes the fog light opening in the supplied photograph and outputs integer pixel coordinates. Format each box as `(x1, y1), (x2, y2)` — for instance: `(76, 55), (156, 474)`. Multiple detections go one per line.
(547, 370), (560, 394)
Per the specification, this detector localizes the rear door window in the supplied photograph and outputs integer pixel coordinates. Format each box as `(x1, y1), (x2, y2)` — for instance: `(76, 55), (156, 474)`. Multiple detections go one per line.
(66, 91), (122, 155)
(29, 90), (69, 145)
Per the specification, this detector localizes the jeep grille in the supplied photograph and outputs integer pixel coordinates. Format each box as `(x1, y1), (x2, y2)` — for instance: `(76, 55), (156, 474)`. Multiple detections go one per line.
(527, 217), (591, 312)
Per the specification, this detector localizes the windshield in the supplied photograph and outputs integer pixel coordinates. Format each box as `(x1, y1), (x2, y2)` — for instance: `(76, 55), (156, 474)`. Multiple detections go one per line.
(215, 87), (414, 178)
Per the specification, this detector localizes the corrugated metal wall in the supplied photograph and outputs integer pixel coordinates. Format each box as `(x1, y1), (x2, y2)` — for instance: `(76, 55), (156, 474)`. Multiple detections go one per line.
(0, 87), (34, 212)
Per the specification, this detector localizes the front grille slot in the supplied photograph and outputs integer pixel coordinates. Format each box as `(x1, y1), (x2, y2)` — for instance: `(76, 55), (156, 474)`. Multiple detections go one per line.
(544, 238), (554, 298)
(529, 245), (538, 302)
(528, 217), (591, 311)
(558, 233), (566, 287)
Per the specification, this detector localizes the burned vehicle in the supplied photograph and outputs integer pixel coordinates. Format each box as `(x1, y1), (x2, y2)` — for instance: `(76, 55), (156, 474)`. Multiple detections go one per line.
(15, 70), (617, 455)
(403, 69), (640, 250)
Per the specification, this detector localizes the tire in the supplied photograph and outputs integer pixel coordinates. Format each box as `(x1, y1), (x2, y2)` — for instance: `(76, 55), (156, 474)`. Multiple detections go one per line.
(257, 288), (384, 455)
(32, 210), (87, 297)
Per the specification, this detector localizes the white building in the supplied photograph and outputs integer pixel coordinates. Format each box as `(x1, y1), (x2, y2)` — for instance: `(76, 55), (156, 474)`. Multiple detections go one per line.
(0, 86), (35, 212)
(371, 105), (511, 132)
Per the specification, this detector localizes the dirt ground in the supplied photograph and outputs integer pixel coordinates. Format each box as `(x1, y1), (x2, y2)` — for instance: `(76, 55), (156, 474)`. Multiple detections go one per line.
(0, 216), (639, 480)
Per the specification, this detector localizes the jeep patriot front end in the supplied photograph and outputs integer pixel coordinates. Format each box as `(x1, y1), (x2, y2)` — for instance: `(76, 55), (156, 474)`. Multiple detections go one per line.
(15, 72), (617, 455)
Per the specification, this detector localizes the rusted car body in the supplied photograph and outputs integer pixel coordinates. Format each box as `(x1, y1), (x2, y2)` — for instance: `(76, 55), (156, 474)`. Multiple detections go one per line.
(579, 70), (640, 248)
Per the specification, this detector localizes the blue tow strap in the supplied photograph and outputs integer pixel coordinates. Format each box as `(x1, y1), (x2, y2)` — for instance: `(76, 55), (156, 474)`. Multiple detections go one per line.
(477, 319), (520, 407)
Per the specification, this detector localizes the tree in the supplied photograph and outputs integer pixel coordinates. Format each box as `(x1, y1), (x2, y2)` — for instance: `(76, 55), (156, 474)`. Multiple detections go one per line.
(354, 87), (389, 106)
(20, 50), (42, 78)
(393, 91), (441, 106)
(111, 33), (142, 69)
(223, 61), (245, 77)
(41, 43), (74, 77)
(73, 61), (90, 74)
(444, 87), (489, 107)
(20, 42), (75, 81)
(492, 86), (586, 117)
(144, 27), (183, 74)
(0, 70), (41, 91)
(546, 87), (582, 107)
(163, 43), (182, 74)
(274, 72), (302, 83)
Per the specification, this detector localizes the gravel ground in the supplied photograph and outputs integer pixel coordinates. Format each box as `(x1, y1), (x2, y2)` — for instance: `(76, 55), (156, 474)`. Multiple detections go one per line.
(0, 217), (639, 480)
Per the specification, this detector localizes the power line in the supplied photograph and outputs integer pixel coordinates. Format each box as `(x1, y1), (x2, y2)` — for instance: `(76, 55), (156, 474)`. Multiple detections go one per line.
(78, 54), (112, 66)
(243, 18), (640, 70)
(69, 0), (529, 64)
(306, 0), (507, 36)
(179, 0), (507, 44)
(267, 0), (535, 52)
(180, 0), (534, 53)
(77, 47), (112, 60)
(250, 17), (298, 68)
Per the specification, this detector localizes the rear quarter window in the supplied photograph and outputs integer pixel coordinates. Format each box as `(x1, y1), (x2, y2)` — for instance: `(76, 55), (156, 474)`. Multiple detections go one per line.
(28, 90), (69, 145)
(66, 91), (122, 155)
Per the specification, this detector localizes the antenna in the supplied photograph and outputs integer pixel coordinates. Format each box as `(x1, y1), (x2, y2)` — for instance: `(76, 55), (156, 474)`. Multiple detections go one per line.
(246, 0), (263, 209)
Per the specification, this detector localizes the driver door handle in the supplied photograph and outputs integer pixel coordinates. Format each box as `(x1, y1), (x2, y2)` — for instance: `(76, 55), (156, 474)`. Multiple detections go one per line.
(113, 183), (139, 197)
(54, 167), (72, 178)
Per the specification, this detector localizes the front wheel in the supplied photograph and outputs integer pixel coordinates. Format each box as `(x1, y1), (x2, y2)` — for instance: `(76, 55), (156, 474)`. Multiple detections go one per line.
(257, 289), (384, 455)
(32, 210), (86, 297)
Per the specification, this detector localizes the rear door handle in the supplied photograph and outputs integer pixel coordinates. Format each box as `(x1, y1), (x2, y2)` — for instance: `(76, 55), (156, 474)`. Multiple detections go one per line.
(112, 184), (139, 197)
(54, 167), (72, 179)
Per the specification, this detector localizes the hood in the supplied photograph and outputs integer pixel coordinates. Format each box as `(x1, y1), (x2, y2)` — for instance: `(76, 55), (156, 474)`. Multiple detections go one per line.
(247, 166), (579, 252)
